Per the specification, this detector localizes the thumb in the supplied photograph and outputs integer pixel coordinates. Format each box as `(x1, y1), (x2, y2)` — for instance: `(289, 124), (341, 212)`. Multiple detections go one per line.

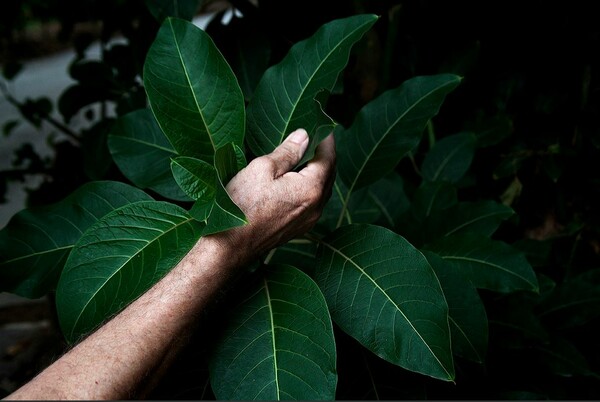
(267, 129), (309, 177)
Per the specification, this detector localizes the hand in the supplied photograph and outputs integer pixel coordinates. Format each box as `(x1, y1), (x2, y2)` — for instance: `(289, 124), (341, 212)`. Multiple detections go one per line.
(217, 128), (336, 263)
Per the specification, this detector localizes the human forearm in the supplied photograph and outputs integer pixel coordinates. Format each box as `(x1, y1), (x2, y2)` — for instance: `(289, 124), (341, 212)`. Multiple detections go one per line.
(5, 129), (336, 400)
(6, 235), (239, 400)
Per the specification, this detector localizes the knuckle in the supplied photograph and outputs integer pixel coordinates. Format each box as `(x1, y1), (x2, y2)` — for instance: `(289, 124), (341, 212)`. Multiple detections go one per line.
(250, 156), (277, 173)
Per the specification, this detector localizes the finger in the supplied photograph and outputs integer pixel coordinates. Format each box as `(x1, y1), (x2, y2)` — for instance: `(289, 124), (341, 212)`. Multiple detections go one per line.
(266, 128), (310, 177)
(299, 133), (336, 182)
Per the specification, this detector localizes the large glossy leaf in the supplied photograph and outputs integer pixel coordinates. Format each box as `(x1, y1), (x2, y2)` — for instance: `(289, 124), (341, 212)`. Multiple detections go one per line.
(397, 181), (457, 247)
(315, 223), (454, 381)
(108, 108), (190, 201)
(537, 268), (600, 330)
(209, 264), (337, 400)
(56, 200), (204, 343)
(423, 251), (488, 363)
(317, 174), (406, 232)
(268, 240), (319, 276)
(411, 181), (458, 221)
(171, 155), (247, 234)
(171, 156), (217, 202)
(424, 233), (539, 293)
(366, 172), (410, 229)
(246, 14), (378, 157)
(421, 132), (477, 183)
(421, 200), (515, 245)
(0, 182), (152, 298)
(144, 17), (245, 162)
(336, 74), (462, 195)
(200, 183), (247, 236)
(214, 142), (246, 185)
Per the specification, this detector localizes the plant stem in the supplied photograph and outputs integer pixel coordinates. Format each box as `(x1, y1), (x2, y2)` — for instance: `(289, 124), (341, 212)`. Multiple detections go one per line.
(427, 120), (435, 149)
(335, 182), (353, 228)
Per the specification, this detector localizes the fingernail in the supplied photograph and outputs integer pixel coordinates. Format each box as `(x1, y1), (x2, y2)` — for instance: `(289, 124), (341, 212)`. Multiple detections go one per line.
(288, 129), (308, 144)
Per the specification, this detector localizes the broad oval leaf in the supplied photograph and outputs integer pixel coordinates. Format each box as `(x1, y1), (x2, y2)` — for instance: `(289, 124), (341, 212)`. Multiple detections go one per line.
(56, 200), (204, 343)
(398, 181), (457, 247)
(108, 108), (190, 201)
(423, 251), (488, 364)
(421, 132), (477, 183)
(171, 156), (217, 201)
(315, 223), (454, 381)
(424, 233), (539, 293)
(214, 142), (246, 185)
(246, 14), (378, 157)
(268, 240), (319, 276)
(209, 264), (337, 400)
(200, 183), (247, 235)
(420, 200), (515, 246)
(144, 17), (245, 162)
(0, 181), (152, 298)
(171, 155), (247, 233)
(336, 74), (462, 193)
(538, 268), (600, 330)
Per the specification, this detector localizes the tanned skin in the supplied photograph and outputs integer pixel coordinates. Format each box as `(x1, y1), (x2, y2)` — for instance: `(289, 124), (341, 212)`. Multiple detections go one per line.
(6, 129), (336, 400)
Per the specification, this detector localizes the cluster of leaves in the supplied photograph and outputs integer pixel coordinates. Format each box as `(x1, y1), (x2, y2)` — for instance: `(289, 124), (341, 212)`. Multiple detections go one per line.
(2, 0), (600, 400)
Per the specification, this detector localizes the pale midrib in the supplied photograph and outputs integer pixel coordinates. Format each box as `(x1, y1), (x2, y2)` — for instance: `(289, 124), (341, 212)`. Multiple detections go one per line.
(321, 240), (451, 377)
(264, 278), (280, 400)
(448, 316), (481, 362)
(278, 22), (371, 145)
(444, 211), (508, 237)
(431, 141), (467, 181)
(441, 255), (534, 286)
(3, 245), (72, 265)
(170, 19), (215, 153)
(116, 135), (174, 153)
(538, 297), (600, 317)
(70, 216), (194, 339)
(339, 80), (458, 227)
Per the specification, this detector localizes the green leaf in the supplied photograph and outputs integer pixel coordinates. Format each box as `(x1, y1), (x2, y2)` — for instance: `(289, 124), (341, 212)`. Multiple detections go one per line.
(315, 223), (454, 381)
(209, 264), (337, 400)
(0, 182), (152, 298)
(423, 251), (488, 364)
(268, 240), (319, 276)
(366, 172), (410, 229)
(538, 268), (600, 330)
(108, 108), (191, 201)
(316, 177), (381, 232)
(56, 200), (204, 343)
(321, 172), (409, 231)
(424, 233), (539, 293)
(423, 200), (515, 243)
(336, 74), (462, 194)
(246, 14), (378, 157)
(411, 181), (457, 221)
(421, 132), (477, 183)
(533, 336), (599, 378)
(144, 17), (245, 163)
(171, 156), (217, 201)
(214, 142), (245, 185)
(145, 0), (200, 22)
(171, 156), (246, 233)
(200, 183), (247, 235)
